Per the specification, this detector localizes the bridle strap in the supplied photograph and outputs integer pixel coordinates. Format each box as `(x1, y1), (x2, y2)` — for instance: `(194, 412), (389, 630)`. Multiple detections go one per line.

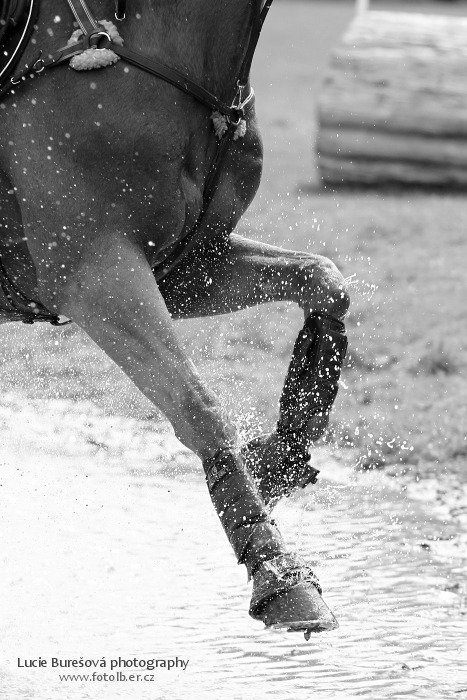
(111, 45), (241, 119)
(110, 0), (274, 120)
(237, 0), (273, 88)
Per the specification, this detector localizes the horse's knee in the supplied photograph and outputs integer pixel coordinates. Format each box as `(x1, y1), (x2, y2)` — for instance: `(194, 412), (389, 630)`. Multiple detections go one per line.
(298, 255), (350, 319)
(325, 268), (350, 319)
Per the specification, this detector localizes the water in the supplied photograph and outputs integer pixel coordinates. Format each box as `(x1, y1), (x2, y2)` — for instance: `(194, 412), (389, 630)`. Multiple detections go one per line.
(1, 430), (466, 700)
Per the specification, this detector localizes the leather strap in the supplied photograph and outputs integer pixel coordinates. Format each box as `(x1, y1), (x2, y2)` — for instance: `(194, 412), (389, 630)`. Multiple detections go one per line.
(65, 0), (98, 35)
(6, 30), (116, 95)
(237, 0), (273, 88)
(249, 553), (322, 619)
(112, 45), (237, 118)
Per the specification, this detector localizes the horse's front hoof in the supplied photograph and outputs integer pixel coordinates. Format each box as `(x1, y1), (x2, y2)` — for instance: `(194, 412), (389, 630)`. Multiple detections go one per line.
(249, 554), (338, 637)
(257, 582), (338, 634)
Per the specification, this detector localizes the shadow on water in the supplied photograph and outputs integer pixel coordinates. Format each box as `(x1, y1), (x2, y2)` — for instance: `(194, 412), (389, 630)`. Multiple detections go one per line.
(1, 432), (466, 700)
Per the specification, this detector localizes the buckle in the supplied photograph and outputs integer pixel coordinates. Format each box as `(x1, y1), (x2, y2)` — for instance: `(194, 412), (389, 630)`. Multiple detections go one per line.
(230, 81), (247, 123)
(230, 109), (244, 126)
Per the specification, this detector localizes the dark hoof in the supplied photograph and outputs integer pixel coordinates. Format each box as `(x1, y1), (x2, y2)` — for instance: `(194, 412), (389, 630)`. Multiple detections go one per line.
(257, 582), (338, 634)
(249, 554), (338, 637)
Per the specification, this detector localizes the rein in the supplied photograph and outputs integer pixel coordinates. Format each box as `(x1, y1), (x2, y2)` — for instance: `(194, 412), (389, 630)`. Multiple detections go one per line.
(0, 0), (273, 322)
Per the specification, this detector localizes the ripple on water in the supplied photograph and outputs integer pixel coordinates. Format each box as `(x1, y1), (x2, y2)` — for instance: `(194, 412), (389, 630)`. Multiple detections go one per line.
(1, 447), (466, 700)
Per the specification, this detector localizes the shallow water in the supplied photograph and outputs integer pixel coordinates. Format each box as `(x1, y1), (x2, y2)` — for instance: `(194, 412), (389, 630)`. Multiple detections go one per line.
(1, 426), (466, 700)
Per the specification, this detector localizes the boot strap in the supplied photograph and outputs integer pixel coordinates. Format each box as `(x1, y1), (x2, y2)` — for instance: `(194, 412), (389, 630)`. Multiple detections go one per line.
(249, 553), (322, 619)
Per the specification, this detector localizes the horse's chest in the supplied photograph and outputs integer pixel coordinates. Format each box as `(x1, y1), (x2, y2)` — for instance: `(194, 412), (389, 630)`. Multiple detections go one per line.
(132, 120), (263, 266)
(180, 118), (264, 236)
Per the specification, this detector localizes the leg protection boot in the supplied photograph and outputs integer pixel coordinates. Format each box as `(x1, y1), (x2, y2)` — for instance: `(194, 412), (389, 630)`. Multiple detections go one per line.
(278, 312), (348, 444)
(241, 431), (319, 509)
(204, 448), (285, 574)
(204, 449), (338, 635)
(242, 314), (347, 508)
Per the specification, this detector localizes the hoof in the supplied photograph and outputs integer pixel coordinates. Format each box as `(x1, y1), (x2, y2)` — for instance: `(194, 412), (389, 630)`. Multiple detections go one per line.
(257, 582), (338, 635)
(249, 554), (338, 636)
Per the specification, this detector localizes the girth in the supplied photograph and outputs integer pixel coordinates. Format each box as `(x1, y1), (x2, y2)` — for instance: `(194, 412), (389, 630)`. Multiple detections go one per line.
(0, 0), (273, 325)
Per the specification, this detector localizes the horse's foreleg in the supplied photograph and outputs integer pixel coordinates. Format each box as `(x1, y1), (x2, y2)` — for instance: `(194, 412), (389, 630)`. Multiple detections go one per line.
(41, 235), (336, 634)
(47, 238), (235, 460)
(159, 232), (349, 320)
(160, 233), (350, 507)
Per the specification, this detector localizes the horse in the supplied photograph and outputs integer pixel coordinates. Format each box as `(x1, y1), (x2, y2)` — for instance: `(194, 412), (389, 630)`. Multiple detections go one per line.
(0, 0), (350, 638)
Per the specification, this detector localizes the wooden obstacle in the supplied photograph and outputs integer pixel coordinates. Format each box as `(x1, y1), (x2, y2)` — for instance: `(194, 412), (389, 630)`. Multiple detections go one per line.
(317, 10), (467, 186)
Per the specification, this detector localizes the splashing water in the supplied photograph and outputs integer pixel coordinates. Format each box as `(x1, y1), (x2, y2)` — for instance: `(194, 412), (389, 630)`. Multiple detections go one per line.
(1, 401), (466, 700)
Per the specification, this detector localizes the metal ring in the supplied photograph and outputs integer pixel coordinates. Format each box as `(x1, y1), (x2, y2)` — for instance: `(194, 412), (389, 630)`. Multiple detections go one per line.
(229, 109), (244, 126)
(115, 11), (125, 21)
(89, 30), (112, 50)
(10, 75), (21, 85)
(33, 58), (45, 73)
(239, 87), (255, 110)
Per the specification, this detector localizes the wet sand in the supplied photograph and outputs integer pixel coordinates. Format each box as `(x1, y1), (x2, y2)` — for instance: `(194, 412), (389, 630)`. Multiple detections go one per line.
(1, 399), (466, 699)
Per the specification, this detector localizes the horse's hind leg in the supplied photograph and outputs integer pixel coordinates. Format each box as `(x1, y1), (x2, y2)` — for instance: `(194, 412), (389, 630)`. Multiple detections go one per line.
(39, 232), (337, 635)
(159, 233), (350, 507)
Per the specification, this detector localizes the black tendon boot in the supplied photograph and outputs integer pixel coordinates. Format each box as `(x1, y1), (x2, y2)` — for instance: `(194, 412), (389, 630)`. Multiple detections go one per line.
(242, 313), (348, 508)
(204, 449), (338, 636)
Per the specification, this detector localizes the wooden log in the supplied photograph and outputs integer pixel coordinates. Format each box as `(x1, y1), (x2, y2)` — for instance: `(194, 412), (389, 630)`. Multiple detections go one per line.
(318, 155), (467, 187)
(317, 11), (467, 185)
(318, 128), (467, 167)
